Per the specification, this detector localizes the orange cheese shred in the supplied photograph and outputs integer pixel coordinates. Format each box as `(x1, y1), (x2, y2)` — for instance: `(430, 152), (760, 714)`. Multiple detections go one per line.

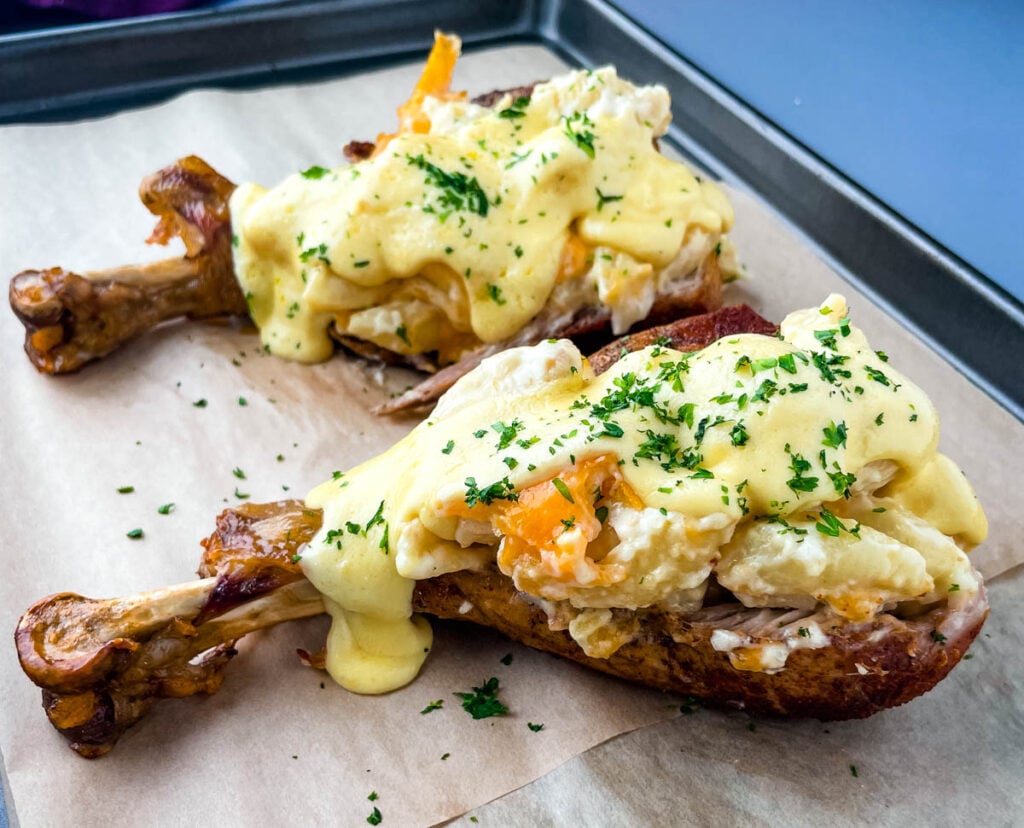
(373, 31), (465, 156)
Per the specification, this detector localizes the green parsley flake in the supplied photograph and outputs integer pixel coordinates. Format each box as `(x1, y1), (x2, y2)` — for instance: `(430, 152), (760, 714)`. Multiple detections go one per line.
(117, 485), (135, 494)
(233, 467), (246, 480)
(486, 283), (507, 305)
(193, 399), (208, 408)
(366, 806), (382, 826)
(464, 477), (518, 507)
(406, 153), (490, 217)
(455, 677), (509, 719)
(441, 440), (455, 455)
(157, 503), (174, 515)
(301, 165), (330, 180)
(420, 700), (444, 714)
(563, 112), (596, 158)
(527, 722), (545, 732)
(595, 187), (623, 211)
(126, 528), (144, 539)
(552, 478), (575, 503)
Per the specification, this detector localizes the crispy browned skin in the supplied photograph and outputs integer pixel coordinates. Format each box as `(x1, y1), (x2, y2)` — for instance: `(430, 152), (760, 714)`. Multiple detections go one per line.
(16, 497), (987, 756)
(14, 314), (985, 756)
(586, 303), (778, 374)
(9, 156), (246, 374)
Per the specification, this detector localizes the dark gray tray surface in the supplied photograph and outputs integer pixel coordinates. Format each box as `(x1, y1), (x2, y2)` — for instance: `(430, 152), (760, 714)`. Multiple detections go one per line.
(1, 0), (1020, 419)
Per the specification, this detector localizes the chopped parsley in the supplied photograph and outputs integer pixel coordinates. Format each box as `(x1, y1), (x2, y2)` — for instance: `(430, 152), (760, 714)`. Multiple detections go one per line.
(551, 478), (575, 503)
(301, 165), (329, 179)
(441, 440), (455, 455)
(455, 677), (509, 719)
(192, 399), (208, 408)
(157, 503), (174, 515)
(486, 283), (507, 305)
(234, 488), (250, 500)
(595, 187), (623, 211)
(126, 528), (143, 539)
(492, 419), (524, 451)
(464, 477), (518, 507)
(822, 420), (848, 449)
(814, 507), (859, 538)
(299, 243), (330, 265)
(406, 153), (490, 217)
(117, 485), (135, 494)
(497, 95), (531, 119)
(563, 111), (596, 158)
(785, 446), (819, 494)
(527, 722), (545, 732)
(395, 325), (410, 345)
(500, 653), (514, 666)
(366, 806), (382, 825)
(232, 467), (246, 480)
(420, 700), (444, 714)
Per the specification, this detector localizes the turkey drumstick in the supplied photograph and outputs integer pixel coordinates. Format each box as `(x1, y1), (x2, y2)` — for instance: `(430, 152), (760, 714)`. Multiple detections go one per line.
(9, 156), (247, 375)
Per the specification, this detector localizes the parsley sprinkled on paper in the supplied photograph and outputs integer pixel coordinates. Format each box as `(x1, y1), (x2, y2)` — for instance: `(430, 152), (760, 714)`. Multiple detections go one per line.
(366, 805), (382, 825)
(126, 528), (144, 539)
(157, 503), (174, 515)
(421, 700), (444, 714)
(527, 722), (545, 732)
(455, 677), (509, 719)
(117, 485), (135, 494)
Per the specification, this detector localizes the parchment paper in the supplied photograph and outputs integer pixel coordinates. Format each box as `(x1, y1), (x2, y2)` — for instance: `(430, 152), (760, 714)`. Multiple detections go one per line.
(1, 44), (1021, 827)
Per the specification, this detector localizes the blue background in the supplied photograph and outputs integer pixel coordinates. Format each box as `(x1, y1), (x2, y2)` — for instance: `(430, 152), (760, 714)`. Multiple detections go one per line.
(614, 0), (1023, 303)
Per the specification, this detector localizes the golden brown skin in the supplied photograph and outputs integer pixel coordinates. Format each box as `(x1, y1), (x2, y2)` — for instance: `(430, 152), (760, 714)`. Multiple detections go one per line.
(9, 156), (247, 374)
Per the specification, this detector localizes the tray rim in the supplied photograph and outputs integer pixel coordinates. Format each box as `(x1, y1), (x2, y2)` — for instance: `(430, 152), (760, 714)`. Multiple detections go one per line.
(0, 0), (1020, 421)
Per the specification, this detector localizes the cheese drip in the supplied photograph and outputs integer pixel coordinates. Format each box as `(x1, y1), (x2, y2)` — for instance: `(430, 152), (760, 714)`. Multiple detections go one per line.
(299, 294), (986, 692)
(230, 66), (733, 364)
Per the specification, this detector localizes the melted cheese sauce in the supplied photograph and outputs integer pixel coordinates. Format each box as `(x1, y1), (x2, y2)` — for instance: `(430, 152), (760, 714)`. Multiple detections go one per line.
(230, 67), (733, 364)
(299, 294), (987, 691)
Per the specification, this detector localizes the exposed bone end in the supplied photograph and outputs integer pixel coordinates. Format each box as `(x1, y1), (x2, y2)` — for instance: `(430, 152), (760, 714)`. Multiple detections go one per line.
(17, 575), (324, 757)
(140, 155), (236, 257)
(10, 155), (247, 375)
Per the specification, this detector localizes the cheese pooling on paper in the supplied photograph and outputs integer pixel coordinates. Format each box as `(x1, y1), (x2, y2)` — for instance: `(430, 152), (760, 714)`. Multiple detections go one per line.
(300, 295), (987, 693)
(230, 67), (734, 364)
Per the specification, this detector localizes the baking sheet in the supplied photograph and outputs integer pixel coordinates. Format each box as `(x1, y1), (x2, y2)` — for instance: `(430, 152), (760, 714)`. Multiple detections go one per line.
(1, 43), (1021, 827)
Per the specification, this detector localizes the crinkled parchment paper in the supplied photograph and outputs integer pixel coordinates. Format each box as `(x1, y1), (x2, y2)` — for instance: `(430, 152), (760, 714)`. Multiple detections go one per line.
(1, 43), (1021, 828)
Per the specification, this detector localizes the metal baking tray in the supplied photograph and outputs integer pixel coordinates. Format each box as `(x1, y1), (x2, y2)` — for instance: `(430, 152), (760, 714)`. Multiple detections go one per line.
(1, 0), (1020, 421)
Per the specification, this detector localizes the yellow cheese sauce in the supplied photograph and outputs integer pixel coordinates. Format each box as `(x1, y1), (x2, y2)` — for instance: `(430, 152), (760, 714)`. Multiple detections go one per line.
(230, 66), (734, 365)
(299, 294), (986, 692)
